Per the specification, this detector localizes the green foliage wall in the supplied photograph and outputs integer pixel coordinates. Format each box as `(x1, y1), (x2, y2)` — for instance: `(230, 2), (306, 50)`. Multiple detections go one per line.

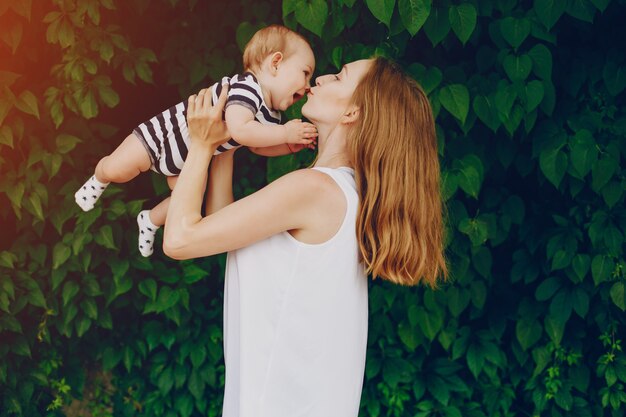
(1, 0), (625, 416)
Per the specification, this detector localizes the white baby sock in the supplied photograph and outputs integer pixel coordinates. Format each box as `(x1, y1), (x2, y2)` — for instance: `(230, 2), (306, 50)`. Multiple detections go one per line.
(74, 175), (110, 211)
(137, 210), (160, 257)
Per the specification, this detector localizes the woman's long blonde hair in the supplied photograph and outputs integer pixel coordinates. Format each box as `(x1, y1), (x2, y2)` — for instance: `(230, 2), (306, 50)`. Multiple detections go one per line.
(347, 57), (450, 289)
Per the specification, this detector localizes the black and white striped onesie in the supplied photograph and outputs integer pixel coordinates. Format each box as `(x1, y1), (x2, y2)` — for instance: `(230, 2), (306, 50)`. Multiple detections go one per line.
(132, 72), (282, 176)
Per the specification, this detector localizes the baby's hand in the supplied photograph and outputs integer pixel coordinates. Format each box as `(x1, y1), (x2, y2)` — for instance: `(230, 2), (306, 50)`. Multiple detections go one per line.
(282, 119), (318, 144)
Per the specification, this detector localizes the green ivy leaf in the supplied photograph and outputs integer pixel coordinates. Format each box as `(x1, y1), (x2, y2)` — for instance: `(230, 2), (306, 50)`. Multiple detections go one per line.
(609, 282), (625, 311)
(448, 3), (476, 45)
(569, 129), (597, 178)
(591, 254), (612, 286)
(566, 0), (596, 23)
(56, 134), (82, 154)
(528, 44), (553, 80)
(602, 61), (626, 96)
(499, 17), (531, 49)
(515, 317), (542, 350)
(62, 281), (79, 307)
(15, 90), (39, 119)
(534, 0), (566, 30)
(423, 7), (450, 46)
(601, 181), (623, 210)
(95, 225), (116, 250)
(523, 80), (545, 112)
(539, 147), (568, 189)
(544, 313), (565, 346)
(80, 298), (98, 320)
(398, 0), (431, 36)
(138, 279), (157, 300)
(439, 84), (469, 124)
(591, 154), (617, 192)
(472, 95), (499, 132)
(503, 54), (532, 81)
(295, 0), (329, 37)
(365, 0), (396, 28)
(52, 242), (71, 269)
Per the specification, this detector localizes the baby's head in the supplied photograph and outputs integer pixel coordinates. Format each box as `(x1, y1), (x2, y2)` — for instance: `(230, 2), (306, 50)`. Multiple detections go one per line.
(243, 25), (315, 111)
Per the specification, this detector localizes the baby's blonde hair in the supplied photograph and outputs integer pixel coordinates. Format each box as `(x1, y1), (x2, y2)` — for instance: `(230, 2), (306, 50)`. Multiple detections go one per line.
(242, 24), (310, 73)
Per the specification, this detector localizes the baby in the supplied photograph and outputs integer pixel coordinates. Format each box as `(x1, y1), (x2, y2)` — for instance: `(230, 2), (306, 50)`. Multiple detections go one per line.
(74, 24), (317, 256)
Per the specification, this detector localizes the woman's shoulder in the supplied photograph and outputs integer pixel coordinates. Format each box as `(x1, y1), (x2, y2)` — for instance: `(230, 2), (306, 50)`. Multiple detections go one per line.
(272, 168), (346, 209)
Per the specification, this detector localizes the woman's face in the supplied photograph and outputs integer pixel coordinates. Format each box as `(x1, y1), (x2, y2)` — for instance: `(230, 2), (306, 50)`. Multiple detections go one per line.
(301, 59), (373, 125)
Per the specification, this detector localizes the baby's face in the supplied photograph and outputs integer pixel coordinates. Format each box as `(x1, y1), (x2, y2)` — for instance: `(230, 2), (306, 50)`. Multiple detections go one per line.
(270, 43), (315, 111)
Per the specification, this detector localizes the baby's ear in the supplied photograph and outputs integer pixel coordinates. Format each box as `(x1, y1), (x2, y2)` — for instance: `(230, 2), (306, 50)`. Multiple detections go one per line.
(270, 52), (284, 73)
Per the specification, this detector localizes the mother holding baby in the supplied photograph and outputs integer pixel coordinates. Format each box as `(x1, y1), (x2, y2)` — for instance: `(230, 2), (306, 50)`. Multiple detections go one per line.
(163, 40), (449, 416)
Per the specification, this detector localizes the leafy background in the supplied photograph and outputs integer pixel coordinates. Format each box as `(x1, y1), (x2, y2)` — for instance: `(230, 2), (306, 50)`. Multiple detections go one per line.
(1, 0), (625, 416)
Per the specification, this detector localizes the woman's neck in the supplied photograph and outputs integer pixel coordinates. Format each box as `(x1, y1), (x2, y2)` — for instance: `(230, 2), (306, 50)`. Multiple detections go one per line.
(313, 124), (352, 169)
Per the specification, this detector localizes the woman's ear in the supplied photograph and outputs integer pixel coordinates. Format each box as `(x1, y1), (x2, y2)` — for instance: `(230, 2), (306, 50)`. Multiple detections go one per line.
(341, 106), (360, 124)
(270, 52), (284, 74)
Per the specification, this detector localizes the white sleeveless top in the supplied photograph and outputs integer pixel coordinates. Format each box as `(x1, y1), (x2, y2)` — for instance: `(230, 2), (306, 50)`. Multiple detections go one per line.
(221, 166), (369, 417)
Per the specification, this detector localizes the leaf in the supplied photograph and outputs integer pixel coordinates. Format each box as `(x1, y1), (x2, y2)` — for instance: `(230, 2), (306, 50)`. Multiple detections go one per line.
(610, 282), (625, 311)
(524, 80), (545, 112)
(569, 129), (597, 178)
(602, 181), (623, 210)
(1, 20), (23, 54)
(156, 286), (180, 313)
(515, 318), (542, 350)
(539, 148), (568, 189)
(365, 0), (396, 28)
(439, 84), (469, 124)
(566, 0), (596, 22)
(572, 254), (590, 281)
(534, 0), (566, 30)
(52, 242), (71, 269)
(448, 3), (476, 45)
(528, 44), (553, 80)
(62, 281), (79, 306)
(81, 298), (98, 320)
(15, 90), (39, 119)
(398, 0), (431, 36)
(95, 225), (116, 250)
(602, 61), (626, 96)
(544, 313), (565, 345)
(472, 95), (500, 132)
(56, 134), (81, 154)
(138, 279), (157, 301)
(591, 254), (612, 286)
(503, 54), (533, 81)
(535, 277), (561, 301)
(295, 0), (329, 37)
(499, 17), (531, 49)
(0, 125), (13, 148)
(423, 7), (450, 46)
(0, 71), (21, 87)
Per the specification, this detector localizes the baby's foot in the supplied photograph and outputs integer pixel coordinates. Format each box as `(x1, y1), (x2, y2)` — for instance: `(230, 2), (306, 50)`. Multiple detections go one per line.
(137, 210), (160, 257)
(75, 175), (109, 211)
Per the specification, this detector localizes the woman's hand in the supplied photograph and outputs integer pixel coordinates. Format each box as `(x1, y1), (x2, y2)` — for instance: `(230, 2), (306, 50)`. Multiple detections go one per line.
(187, 84), (231, 151)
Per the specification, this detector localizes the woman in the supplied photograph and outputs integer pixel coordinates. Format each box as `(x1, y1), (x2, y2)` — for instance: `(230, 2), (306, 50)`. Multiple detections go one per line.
(163, 57), (449, 417)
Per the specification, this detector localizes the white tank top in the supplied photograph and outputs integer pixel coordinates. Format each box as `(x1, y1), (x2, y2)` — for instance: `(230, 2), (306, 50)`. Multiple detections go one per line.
(221, 166), (369, 417)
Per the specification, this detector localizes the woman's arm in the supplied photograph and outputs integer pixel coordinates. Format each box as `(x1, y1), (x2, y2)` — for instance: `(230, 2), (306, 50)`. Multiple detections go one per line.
(205, 150), (235, 215)
(164, 168), (326, 260)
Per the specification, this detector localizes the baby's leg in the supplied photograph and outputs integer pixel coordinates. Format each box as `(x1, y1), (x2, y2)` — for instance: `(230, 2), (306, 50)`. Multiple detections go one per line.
(95, 133), (152, 183)
(75, 133), (152, 211)
(136, 176), (177, 257)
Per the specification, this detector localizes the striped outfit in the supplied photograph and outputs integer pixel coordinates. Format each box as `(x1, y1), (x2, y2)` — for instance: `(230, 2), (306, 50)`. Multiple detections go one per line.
(133, 72), (282, 176)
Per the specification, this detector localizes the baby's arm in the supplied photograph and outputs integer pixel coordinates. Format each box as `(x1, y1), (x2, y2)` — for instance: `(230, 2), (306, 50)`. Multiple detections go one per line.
(225, 104), (317, 148)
